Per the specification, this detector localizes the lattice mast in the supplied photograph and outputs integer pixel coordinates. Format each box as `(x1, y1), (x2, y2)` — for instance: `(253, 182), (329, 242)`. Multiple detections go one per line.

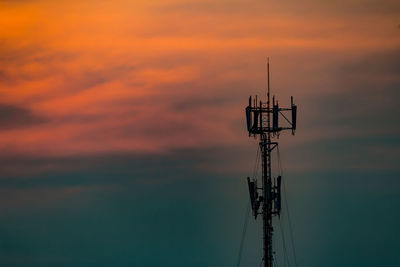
(245, 59), (297, 267)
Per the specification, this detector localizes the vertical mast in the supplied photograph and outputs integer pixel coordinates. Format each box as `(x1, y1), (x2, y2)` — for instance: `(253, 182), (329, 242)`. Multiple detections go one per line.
(261, 58), (273, 267)
(265, 58), (273, 267)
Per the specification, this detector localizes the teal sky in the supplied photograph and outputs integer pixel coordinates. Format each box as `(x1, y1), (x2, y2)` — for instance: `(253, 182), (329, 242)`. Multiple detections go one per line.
(0, 0), (400, 266)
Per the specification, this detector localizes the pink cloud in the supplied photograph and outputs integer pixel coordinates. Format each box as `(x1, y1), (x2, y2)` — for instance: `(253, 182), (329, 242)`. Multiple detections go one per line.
(0, 0), (398, 167)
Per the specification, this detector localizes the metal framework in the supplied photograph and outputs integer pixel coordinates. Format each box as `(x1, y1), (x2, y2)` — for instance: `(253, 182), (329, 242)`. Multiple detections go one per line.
(245, 60), (297, 267)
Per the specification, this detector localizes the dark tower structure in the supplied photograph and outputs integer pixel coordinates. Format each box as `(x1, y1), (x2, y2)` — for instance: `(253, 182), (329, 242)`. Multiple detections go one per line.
(245, 60), (297, 267)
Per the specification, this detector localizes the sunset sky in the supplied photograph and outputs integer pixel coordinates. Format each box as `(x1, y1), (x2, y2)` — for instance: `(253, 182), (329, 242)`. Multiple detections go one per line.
(1, 0), (399, 266)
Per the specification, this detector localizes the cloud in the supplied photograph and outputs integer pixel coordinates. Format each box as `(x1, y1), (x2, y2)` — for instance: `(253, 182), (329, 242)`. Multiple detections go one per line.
(0, 104), (47, 130)
(0, 0), (398, 176)
(280, 48), (400, 172)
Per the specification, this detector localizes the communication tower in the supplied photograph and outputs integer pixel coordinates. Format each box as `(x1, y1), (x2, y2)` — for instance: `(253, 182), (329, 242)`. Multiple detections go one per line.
(245, 59), (297, 267)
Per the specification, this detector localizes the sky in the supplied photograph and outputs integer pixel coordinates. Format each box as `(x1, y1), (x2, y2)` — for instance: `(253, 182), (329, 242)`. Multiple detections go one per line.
(0, 0), (399, 266)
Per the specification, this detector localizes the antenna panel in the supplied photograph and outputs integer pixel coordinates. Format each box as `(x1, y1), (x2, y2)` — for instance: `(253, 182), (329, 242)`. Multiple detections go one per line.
(273, 103), (279, 131)
(253, 111), (259, 132)
(246, 106), (252, 132)
(292, 105), (297, 131)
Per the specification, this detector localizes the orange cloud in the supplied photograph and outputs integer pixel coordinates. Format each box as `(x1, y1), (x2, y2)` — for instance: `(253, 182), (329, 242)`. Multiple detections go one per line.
(0, 0), (398, 160)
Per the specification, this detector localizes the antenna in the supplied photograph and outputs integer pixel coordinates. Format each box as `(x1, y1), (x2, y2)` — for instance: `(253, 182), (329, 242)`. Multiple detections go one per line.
(267, 58), (270, 109)
(245, 61), (297, 267)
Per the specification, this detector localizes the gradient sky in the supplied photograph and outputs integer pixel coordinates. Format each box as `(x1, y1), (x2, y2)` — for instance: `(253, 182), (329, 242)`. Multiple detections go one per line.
(0, 0), (399, 266)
